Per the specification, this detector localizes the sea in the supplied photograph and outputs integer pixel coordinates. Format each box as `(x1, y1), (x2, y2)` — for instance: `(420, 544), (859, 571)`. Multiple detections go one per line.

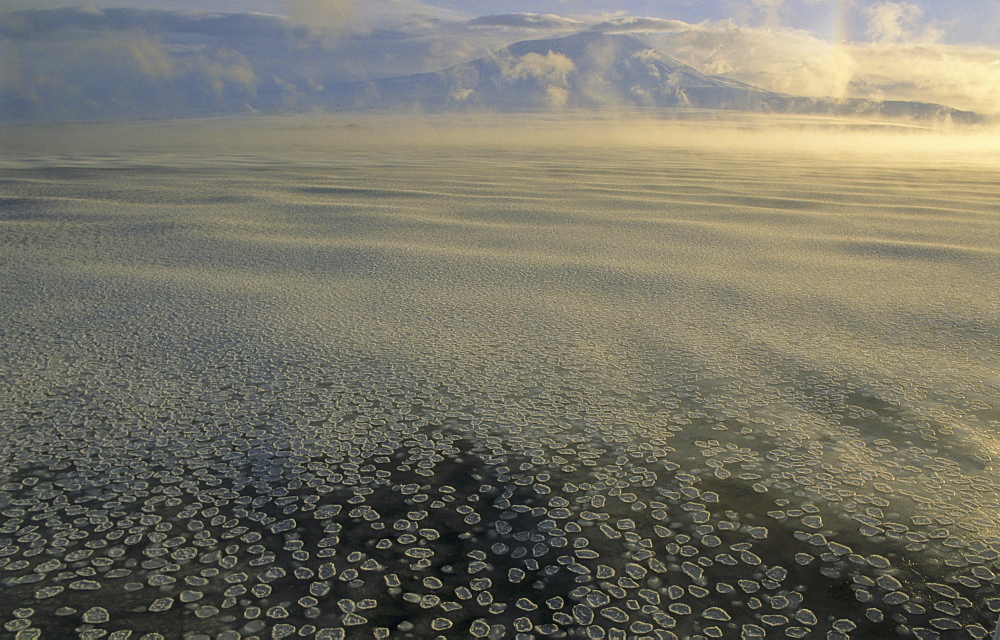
(1, 114), (998, 638)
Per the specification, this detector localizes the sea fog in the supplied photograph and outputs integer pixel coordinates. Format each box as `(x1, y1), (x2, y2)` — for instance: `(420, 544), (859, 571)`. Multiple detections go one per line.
(1, 115), (998, 638)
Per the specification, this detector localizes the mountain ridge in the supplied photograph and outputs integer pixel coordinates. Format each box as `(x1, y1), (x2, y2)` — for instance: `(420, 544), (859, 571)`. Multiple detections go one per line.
(330, 32), (982, 123)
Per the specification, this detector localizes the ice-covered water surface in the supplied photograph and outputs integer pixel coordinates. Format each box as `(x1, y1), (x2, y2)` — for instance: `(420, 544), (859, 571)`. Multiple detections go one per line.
(1, 123), (999, 638)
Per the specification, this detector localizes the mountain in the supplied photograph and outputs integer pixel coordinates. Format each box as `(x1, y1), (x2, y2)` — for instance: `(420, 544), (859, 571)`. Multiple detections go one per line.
(332, 32), (981, 123)
(336, 32), (779, 111)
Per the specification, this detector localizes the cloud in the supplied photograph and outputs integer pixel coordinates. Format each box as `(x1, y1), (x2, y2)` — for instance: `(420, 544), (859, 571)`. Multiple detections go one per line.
(1, 20), (258, 121)
(500, 51), (576, 109)
(467, 13), (584, 31)
(590, 17), (690, 34)
(653, 20), (1000, 114)
(846, 43), (1000, 113)
(657, 23), (858, 99)
(544, 85), (570, 109)
(504, 51), (575, 85)
(449, 87), (474, 102)
(865, 2), (931, 43)
(286, 0), (356, 38)
(124, 33), (176, 79)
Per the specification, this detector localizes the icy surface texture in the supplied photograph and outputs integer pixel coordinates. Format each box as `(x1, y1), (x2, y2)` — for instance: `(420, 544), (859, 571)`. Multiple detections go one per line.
(1, 135), (998, 638)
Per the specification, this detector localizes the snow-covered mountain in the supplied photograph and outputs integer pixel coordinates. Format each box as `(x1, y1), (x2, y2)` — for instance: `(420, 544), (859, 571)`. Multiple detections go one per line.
(334, 32), (773, 111)
(333, 32), (980, 122)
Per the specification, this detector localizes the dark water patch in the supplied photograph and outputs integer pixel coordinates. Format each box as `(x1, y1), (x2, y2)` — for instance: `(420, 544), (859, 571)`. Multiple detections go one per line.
(0, 198), (106, 223)
(0, 196), (37, 211)
(3, 165), (192, 179)
(298, 186), (433, 199)
(705, 194), (830, 212)
(840, 239), (973, 263)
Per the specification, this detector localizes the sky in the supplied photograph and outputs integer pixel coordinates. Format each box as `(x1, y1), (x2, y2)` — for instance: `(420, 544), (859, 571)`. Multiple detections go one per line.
(3, 0), (1000, 122)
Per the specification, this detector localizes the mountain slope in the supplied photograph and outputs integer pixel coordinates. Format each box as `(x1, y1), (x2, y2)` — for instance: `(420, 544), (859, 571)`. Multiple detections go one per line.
(333, 31), (980, 122)
(344, 32), (783, 111)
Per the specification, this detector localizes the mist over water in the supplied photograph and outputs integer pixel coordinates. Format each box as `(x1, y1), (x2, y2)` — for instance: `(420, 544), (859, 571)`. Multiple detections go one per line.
(1, 115), (998, 638)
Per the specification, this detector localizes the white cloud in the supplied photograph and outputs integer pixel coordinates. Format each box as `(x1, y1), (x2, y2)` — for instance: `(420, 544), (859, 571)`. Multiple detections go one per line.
(847, 43), (1000, 113)
(122, 34), (176, 79)
(865, 2), (942, 44)
(504, 51), (575, 85)
(656, 24), (858, 99)
(591, 17), (691, 34)
(467, 13), (584, 31)
(500, 51), (575, 109)
(544, 85), (569, 108)
(633, 17), (1000, 113)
